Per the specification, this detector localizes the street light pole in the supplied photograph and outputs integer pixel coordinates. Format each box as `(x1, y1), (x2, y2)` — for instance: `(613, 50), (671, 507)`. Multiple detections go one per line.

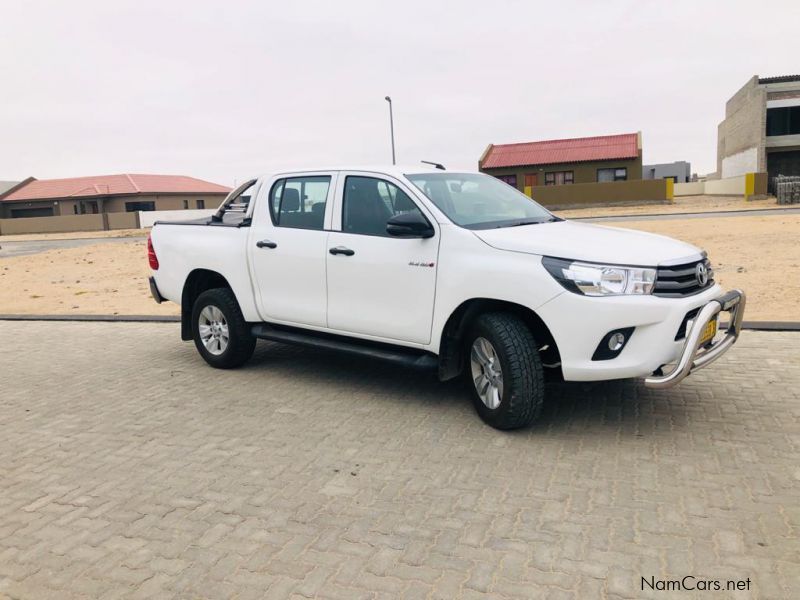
(384, 96), (396, 165)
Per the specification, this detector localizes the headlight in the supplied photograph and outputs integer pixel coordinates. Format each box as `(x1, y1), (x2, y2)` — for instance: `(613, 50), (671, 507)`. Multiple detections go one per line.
(542, 257), (656, 296)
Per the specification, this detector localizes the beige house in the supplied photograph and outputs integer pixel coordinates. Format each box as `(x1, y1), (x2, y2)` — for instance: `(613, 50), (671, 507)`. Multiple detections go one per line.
(0, 174), (231, 219)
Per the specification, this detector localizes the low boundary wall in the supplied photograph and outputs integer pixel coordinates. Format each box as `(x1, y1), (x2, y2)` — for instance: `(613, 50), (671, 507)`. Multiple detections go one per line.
(674, 172), (768, 199)
(0, 214), (106, 235)
(0, 208), (217, 236)
(138, 209), (215, 228)
(527, 179), (671, 210)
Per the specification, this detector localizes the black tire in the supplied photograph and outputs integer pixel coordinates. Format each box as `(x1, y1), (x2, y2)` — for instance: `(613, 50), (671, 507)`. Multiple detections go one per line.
(191, 288), (256, 369)
(465, 312), (545, 430)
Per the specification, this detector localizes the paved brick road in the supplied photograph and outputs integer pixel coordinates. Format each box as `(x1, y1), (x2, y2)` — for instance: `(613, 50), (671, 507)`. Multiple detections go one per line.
(0, 322), (798, 599)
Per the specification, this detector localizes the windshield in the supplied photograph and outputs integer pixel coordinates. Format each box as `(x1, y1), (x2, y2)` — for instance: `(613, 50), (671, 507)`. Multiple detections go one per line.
(405, 172), (557, 229)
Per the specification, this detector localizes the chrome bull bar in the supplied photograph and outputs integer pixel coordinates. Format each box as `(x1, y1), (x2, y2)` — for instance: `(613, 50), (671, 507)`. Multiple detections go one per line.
(645, 289), (746, 389)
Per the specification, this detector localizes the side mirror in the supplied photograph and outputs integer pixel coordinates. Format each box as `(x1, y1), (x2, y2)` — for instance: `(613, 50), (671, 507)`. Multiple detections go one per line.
(386, 212), (435, 238)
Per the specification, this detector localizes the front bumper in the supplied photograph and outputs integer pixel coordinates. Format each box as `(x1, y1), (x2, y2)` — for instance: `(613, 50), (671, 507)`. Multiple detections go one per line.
(536, 284), (745, 382)
(644, 289), (746, 388)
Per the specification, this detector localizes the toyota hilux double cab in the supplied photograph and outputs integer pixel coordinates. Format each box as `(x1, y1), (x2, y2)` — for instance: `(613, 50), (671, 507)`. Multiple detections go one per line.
(148, 165), (745, 429)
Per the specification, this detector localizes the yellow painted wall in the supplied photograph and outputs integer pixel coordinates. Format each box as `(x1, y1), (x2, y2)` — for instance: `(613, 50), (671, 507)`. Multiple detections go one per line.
(529, 179), (670, 209)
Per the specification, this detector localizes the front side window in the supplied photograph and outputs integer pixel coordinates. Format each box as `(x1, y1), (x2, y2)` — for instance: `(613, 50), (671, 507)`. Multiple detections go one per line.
(598, 168), (627, 182)
(269, 176), (331, 230)
(342, 176), (426, 236)
(544, 171), (574, 185)
(406, 172), (555, 230)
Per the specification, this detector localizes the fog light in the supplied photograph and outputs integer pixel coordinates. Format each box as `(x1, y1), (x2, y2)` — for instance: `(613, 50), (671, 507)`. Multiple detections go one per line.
(592, 327), (635, 361)
(608, 332), (626, 351)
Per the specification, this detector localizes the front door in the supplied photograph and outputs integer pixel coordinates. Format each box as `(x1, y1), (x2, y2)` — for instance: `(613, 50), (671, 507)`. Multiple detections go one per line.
(326, 174), (439, 344)
(249, 174), (335, 327)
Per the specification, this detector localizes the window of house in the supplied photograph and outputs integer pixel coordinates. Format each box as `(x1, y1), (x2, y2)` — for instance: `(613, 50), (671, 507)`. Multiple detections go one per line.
(544, 171), (574, 185)
(597, 168), (627, 182)
(197, 199), (205, 209)
(495, 174), (518, 188)
(342, 176), (426, 237)
(73, 205), (79, 214)
(125, 201), (156, 212)
(183, 200), (189, 209)
(767, 106), (800, 136)
(269, 175), (331, 230)
(11, 207), (54, 218)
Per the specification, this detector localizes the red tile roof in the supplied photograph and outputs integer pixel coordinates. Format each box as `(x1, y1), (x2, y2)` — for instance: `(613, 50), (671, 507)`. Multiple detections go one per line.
(1, 174), (231, 202)
(480, 133), (640, 169)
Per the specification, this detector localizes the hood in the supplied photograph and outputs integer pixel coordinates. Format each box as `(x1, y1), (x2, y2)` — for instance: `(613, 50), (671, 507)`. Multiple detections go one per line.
(473, 220), (702, 266)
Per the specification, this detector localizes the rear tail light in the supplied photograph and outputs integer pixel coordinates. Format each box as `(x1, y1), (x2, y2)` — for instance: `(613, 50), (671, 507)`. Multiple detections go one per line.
(147, 235), (159, 270)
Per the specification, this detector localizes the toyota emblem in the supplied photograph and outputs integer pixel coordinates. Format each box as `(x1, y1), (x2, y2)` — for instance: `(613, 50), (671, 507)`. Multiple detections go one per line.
(695, 262), (708, 286)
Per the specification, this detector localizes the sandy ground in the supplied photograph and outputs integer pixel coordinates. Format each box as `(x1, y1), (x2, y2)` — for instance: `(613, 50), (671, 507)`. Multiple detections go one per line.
(615, 215), (800, 321)
(0, 214), (797, 321)
(0, 239), (179, 317)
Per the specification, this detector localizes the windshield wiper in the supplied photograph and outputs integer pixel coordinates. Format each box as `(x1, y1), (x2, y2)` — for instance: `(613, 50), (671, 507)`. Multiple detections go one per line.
(495, 218), (554, 229)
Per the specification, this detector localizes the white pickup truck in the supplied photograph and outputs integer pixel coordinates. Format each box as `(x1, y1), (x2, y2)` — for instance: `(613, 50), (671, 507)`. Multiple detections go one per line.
(148, 165), (745, 429)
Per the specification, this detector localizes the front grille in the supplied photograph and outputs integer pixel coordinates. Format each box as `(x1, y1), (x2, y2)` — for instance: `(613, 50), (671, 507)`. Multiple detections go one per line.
(653, 258), (714, 298)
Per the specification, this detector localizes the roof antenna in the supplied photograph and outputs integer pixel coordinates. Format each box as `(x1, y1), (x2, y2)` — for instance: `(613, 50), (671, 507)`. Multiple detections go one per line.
(421, 160), (446, 170)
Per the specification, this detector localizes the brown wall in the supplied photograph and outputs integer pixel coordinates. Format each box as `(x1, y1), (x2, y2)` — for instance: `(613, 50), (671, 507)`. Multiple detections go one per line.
(753, 172), (768, 196)
(106, 211), (140, 230)
(529, 179), (670, 210)
(481, 154), (643, 190)
(0, 214), (106, 235)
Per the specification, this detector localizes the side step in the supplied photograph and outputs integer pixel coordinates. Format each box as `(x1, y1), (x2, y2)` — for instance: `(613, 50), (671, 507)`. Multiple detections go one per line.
(251, 324), (438, 370)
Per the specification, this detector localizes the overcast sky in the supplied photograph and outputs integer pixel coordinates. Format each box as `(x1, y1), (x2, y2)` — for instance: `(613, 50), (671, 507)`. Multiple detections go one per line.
(1, 0), (798, 185)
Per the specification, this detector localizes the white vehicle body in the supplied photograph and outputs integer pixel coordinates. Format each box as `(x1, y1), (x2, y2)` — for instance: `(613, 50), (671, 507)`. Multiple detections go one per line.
(149, 165), (745, 426)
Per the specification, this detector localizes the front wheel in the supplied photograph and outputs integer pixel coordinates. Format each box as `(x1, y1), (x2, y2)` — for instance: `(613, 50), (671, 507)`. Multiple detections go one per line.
(192, 288), (256, 369)
(466, 313), (545, 430)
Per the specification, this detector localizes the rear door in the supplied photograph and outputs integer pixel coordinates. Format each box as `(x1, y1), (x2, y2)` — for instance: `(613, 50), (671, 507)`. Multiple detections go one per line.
(249, 172), (336, 327)
(325, 172), (439, 344)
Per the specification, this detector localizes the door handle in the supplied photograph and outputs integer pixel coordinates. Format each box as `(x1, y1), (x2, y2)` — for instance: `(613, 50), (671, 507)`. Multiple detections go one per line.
(329, 246), (355, 256)
(256, 239), (277, 249)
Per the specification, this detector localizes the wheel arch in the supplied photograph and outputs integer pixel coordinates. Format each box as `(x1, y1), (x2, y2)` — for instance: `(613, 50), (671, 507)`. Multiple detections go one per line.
(437, 298), (562, 381)
(181, 269), (234, 340)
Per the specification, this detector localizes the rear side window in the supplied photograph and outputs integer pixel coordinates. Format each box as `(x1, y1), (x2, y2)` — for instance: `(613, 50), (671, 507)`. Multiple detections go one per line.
(269, 176), (331, 230)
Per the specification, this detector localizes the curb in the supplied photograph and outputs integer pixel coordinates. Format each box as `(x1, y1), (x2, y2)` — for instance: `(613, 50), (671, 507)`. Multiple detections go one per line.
(571, 206), (800, 221)
(0, 235), (147, 244)
(0, 314), (179, 323)
(1, 315), (799, 331)
(731, 321), (800, 331)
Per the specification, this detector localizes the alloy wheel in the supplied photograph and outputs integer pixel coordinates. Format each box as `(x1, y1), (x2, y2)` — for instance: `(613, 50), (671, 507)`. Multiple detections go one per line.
(470, 336), (504, 409)
(198, 305), (229, 355)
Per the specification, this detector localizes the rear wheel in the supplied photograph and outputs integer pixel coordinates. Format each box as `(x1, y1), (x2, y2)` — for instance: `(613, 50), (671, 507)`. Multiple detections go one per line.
(466, 313), (544, 430)
(192, 288), (255, 368)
